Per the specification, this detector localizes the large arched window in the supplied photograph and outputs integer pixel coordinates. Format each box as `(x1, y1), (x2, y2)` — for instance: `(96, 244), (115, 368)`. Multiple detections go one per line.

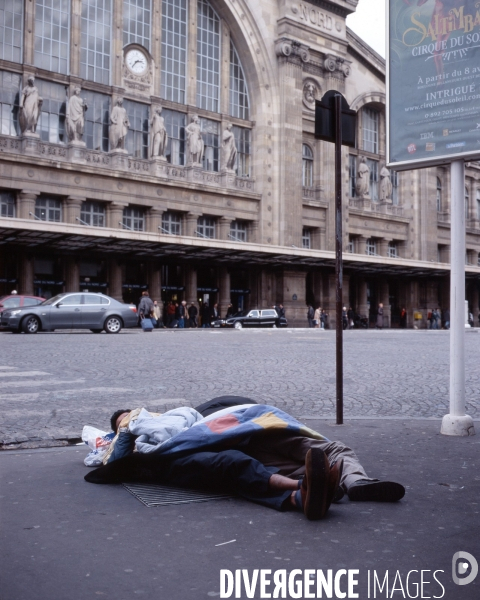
(0, 0), (23, 63)
(230, 43), (249, 119)
(35, 0), (70, 74)
(302, 144), (313, 188)
(161, 0), (187, 104)
(197, 0), (220, 112)
(123, 0), (151, 49)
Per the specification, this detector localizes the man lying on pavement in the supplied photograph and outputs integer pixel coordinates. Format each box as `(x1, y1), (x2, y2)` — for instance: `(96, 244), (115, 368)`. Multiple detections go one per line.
(84, 396), (405, 520)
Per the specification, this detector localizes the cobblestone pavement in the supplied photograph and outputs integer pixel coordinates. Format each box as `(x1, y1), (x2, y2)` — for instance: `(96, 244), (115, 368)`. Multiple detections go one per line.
(0, 328), (478, 446)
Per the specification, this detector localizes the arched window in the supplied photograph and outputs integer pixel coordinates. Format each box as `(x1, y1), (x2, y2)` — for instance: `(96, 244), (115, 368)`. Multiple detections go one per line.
(123, 0), (151, 49)
(302, 144), (313, 188)
(80, 0), (112, 84)
(362, 108), (379, 154)
(0, 0), (23, 63)
(436, 178), (442, 212)
(230, 43), (249, 119)
(35, 0), (70, 74)
(196, 0), (220, 112)
(161, 0), (187, 104)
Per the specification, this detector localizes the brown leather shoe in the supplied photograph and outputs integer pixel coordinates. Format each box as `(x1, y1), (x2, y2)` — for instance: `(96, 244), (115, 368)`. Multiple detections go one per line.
(301, 448), (330, 520)
(326, 458), (344, 508)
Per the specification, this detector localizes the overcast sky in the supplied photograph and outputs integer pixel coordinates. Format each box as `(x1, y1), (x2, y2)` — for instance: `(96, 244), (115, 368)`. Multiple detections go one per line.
(346, 0), (386, 57)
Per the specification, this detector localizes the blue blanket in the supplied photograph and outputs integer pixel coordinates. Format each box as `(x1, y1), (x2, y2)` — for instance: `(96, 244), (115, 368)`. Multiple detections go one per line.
(131, 404), (329, 457)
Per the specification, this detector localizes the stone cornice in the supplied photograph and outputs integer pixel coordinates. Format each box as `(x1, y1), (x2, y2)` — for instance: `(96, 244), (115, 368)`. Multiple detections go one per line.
(298, 0), (358, 18)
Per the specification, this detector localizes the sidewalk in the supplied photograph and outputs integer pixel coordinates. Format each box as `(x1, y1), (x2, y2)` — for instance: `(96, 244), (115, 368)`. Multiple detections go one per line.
(1, 418), (478, 600)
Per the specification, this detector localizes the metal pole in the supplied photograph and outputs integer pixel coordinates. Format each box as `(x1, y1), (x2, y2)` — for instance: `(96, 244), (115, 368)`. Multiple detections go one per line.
(441, 160), (475, 436)
(334, 94), (343, 425)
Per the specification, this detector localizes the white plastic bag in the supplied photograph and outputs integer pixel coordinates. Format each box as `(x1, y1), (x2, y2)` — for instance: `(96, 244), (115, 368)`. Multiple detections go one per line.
(82, 426), (115, 467)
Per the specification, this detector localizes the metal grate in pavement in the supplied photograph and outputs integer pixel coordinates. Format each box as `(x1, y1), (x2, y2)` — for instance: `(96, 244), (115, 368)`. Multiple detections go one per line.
(122, 483), (234, 507)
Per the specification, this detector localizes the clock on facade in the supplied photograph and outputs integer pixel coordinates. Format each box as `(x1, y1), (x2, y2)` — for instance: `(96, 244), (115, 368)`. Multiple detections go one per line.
(125, 48), (148, 75)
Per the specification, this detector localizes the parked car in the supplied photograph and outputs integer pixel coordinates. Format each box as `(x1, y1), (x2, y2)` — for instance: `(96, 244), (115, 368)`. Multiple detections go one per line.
(0, 292), (138, 334)
(213, 308), (288, 329)
(0, 294), (45, 314)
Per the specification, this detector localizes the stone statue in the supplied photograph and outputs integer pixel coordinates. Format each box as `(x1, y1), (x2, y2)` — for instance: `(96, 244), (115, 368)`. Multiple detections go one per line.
(185, 115), (204, 165)
(222, 123), (237, 171)
(109, 98), (130, 150)
(380, 166), (393, 201)
(303, 81), (317, 104)
(150, 106), (168, 159)
(19, 76), (43, 134)
(66, 87), (88, 143)
(355, 156), (370, 197)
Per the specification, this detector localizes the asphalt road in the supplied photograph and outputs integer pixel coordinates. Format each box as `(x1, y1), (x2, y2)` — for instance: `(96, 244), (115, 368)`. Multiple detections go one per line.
(0, 328), (478, 446)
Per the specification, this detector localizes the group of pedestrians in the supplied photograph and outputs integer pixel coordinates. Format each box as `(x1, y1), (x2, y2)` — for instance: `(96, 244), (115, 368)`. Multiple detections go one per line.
(137, 294), (219, 329)
(426, 307), (450, 330)
(306, 305), (328, 329)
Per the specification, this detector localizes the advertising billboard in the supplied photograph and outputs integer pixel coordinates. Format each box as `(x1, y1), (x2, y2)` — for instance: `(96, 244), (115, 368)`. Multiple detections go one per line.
(387, 0), (480, 169)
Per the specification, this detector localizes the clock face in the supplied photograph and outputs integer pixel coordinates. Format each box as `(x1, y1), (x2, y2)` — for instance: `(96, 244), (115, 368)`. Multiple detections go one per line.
(125, 49), (148, 75)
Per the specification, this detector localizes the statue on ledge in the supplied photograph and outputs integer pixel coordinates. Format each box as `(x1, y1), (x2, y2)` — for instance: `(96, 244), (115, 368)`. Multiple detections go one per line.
(109, 98), (130, 150)
(19, 76), (43, 134)
(150, 106), (168, 159)
(222, 123), (237, 172)
(185, 115), (204, 165)
(355, 156), (370, 198)
(66, 87), (88, 143)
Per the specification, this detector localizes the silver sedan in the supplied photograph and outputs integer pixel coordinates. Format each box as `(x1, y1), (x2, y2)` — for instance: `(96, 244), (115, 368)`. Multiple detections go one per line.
(0, 292), (138, 334)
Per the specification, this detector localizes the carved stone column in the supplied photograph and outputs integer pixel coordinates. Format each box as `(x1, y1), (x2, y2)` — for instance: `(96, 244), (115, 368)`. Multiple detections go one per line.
(108, 259), (123, 301)
(64, 257), (80, 292)
(249, 221), (259, 244)
(18, 252), (34, 295)
(107, 201), (128, 229)
(357, 236), (367, 256)
(18, 190), (38, 220)
(184, 265), (198, 305)
(218, 267), (231, 317)
(185, 212), (201, 237)
(218, 217), (233, 241)
(66, 196), (85, 225)
(378, 238), (392, 258)
(357, 279), (369, 319)
(147, 206), (165, 234)
(147, 263), (162, 303)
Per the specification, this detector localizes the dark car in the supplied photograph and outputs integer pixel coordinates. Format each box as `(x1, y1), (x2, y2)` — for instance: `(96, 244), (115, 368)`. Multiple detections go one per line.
(216, 308), (288, 329)
(0, 292), (138, 334)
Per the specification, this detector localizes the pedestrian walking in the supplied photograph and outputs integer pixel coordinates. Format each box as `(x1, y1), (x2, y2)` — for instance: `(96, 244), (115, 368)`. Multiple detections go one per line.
(201, 303), (211, 328)
(166, 301), (176, 327)
(188, 303), (198, 328)
(432, 308), (440, 330)
(313, 306), (321, 328)
(443, 308), (450, 330)
(177, 300), (187, 328)
(152, 300), (162, 328)
(138, 291), (154, 332)
(320, 309), (327, 330)
(376, 303), (384, 330)
(400, 307), (407, 329)
(342, 306), (348, 330)
(347, 306), (354, 329)
(307, 304), (315, 328)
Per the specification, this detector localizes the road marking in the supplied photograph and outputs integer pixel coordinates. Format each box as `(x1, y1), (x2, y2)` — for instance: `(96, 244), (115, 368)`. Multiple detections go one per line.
(0, 366), (18, 370)
(0, 379), (85, 388)
(0, 371), (51, 378)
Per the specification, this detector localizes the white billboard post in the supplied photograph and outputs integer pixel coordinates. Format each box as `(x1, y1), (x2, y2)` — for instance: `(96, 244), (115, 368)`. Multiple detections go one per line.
(387, 1), (476, 436)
